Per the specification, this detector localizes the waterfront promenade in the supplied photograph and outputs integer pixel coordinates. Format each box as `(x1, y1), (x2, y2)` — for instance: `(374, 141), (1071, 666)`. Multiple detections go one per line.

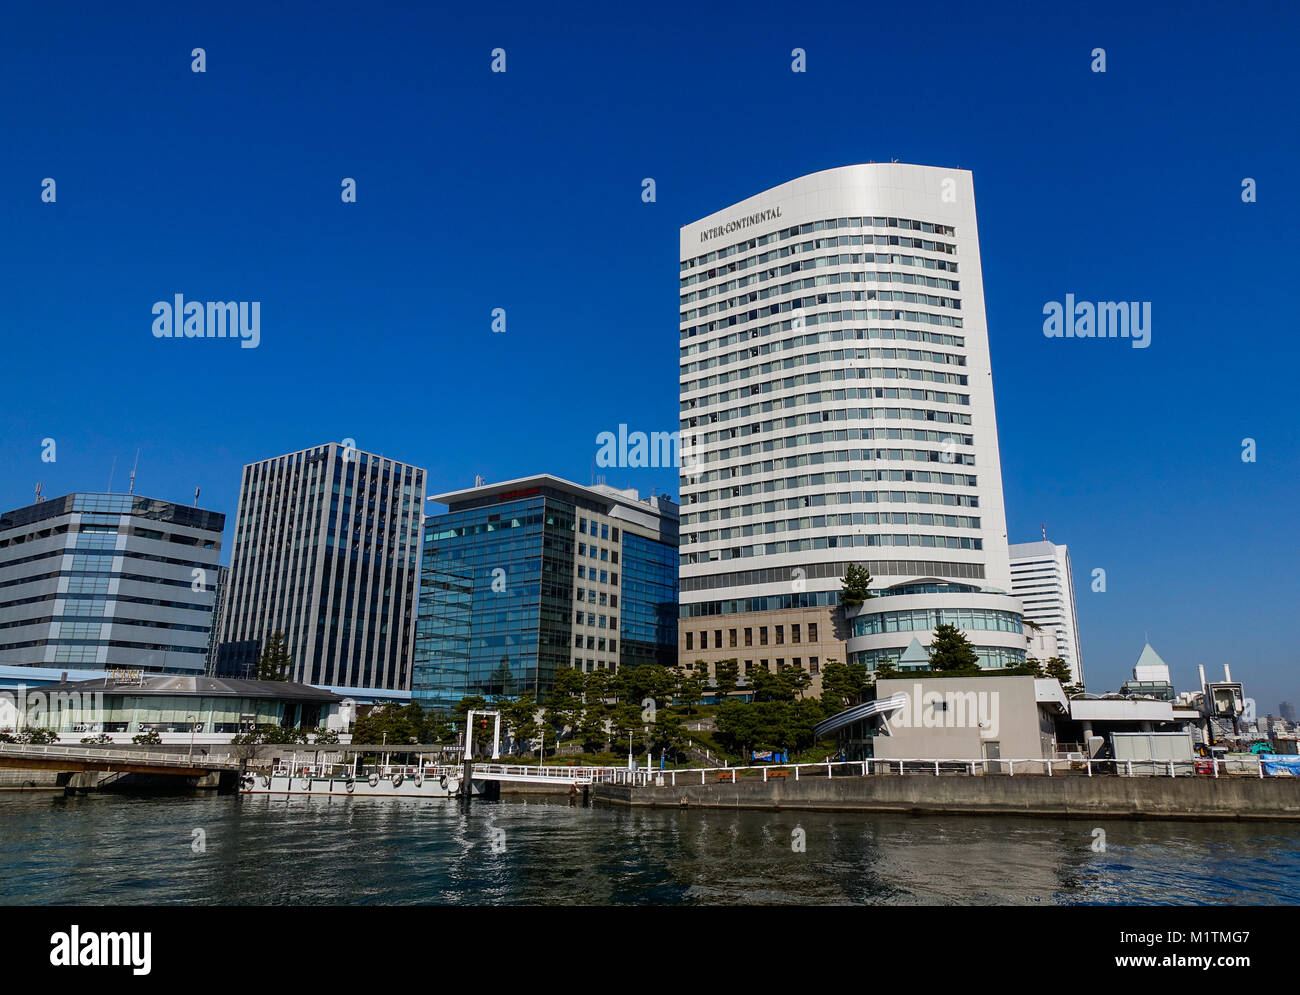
(595, 759), (1300, 821)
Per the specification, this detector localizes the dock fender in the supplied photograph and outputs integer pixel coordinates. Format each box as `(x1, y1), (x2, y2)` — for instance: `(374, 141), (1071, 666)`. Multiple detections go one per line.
(414, 774), (423, 788)
(345, 778), (355, 793)
(439, 774), (448, 790)
(391, 772), (404, 788)
(261, 775), (271, 788)
(368, 773), (379, 788)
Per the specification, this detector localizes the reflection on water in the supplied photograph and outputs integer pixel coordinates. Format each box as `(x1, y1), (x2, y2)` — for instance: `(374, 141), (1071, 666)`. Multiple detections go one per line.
(0, 792), (1295, 905)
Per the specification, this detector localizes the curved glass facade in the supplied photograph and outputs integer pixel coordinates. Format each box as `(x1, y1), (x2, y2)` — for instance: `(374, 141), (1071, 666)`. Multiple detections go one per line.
(850, 645), (1026, 670)
(853, 607), (1023, 637)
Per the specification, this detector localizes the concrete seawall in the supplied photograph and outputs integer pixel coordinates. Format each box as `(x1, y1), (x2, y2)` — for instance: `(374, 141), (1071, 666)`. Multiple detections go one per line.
(594, 773), (1300, 821)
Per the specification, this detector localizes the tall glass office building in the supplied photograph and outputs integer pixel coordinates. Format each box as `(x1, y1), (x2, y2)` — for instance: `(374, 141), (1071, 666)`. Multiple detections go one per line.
(678, 164), (1025, 688)
(0, 493), (224, 673)
(218, 443), (426, 690)
(413, 475), (678, 711)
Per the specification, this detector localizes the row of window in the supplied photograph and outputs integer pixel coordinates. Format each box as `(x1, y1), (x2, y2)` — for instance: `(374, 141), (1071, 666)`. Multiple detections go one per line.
(574, 635), (617, 652)
(687, 447), (977, 489)
(852, 608), (1023, 637)
(683, 489), (979, 528)
(685, 342), (966, 381)
(574, 611), (618, 630)
(684, 357), (968, 398)
(685, 358), (970, 416)
(577, 518), (618, 541)
(682, 559), (986, 593)
(682, 256), (960, 303)
(685, 468), (980, 508)
(683, 305), (965, 350)
(575, 588), (619, 607)
(576, 565), (616, 585)
(851, 645), (1026, 670)
(682, 324), (966, 363)
(684, 302), (965, 352)
(687, 620), (821, 650)
(685, 386), (971, 439)
(689, 428), (975, 472)
(685, 284), (962, 323)
(682, 531), (984, 565)
(685, 511), (982, 546)
(683, 215), (957, 272)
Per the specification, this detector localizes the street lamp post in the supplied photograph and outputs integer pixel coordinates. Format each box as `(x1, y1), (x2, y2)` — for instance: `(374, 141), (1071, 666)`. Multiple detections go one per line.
(186, 714), (197, 764)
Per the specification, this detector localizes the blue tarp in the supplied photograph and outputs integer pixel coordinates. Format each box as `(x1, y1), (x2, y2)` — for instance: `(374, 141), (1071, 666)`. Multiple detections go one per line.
(1261, 754), (1300, 776)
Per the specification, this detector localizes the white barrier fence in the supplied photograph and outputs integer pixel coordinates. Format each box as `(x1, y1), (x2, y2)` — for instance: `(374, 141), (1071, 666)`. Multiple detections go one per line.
(605, 754), (1279, 787)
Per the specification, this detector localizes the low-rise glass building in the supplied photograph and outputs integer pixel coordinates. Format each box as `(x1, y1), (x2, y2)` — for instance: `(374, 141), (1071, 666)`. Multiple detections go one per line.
(12, 674), (345, 742)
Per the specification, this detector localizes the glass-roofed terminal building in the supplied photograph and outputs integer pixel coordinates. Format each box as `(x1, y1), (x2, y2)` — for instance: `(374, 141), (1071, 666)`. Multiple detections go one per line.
(413, 475), (678, 711)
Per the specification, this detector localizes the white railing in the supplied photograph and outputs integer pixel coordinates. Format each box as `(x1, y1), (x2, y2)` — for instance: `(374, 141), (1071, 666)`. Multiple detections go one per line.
(470, 763), (622, 783)
(0, 743), (237, 767)
(599, 754), (1276, 786)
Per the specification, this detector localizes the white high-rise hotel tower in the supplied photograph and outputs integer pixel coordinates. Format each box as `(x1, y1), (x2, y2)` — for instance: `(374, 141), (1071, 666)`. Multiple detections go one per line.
(678, 164), (1027, 688)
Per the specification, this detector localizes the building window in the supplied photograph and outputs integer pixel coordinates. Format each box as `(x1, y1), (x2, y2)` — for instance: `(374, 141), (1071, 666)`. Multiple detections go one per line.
(686, 632), (693, 651)
(729, 629), (737, 648)
(760, 627), (768, 646)
(775, 625), (784, 645)
(792, 624), (801, 644)
(744, 628), (753, 647)
(808, 623), (818, 642)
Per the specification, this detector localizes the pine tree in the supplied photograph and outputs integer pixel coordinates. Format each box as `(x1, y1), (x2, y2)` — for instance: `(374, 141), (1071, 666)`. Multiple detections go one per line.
(927, 623), (980, 673)
(255, 631), (292, 682)
(839, 564), (875, 610)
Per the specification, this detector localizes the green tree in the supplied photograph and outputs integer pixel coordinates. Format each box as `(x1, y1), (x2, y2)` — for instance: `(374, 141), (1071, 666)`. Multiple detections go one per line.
(502, 694), (541, 755)
(649, 712), (689, 763)
(677, 673), (705, 715)
(452, 696), (488, 725)
(712, 659), (740, 699)
(839, 564), (875, 610)
(17, 728), (59, 745)
(312, 726), (340, 744)
(608, 703), (644, 756)
(1023, 656), (1046, 678)
(255, 631), (293, 682)
(1043, 657), (1083, 695)
(132, 729), (162, 745)
(625, 664), (675, 712)
(80, 732), (114, 745)
(927, 624), (980, 674)
(714, 699), (760, 758)
(584, 668), (612, 706)
(547, 667), (587, 740)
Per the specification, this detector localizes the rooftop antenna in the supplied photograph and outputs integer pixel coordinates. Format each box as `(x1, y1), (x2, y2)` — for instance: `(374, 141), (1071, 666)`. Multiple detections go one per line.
(194, 486), (200, 508)
(474, 475), (485, 487)
(34, 482), (44, 504)
(107, 456), (117, 494)
(1041, 522), (1046, 541)
(127, 449), (141, 495)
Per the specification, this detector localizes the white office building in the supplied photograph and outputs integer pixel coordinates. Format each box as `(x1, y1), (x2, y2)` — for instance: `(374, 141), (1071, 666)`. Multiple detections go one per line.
(1008, 539), (1084, 685)
(218, 443), (426, 690)
(678, 164), (1024, 688)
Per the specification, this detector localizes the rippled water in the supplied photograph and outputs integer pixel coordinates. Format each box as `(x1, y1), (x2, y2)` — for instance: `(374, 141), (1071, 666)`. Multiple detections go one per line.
(0, 792), (1296, 905)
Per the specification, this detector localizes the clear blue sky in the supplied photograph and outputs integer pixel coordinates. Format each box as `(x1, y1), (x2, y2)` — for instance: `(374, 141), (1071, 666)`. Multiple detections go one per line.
(1, 1), (1296, 707)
